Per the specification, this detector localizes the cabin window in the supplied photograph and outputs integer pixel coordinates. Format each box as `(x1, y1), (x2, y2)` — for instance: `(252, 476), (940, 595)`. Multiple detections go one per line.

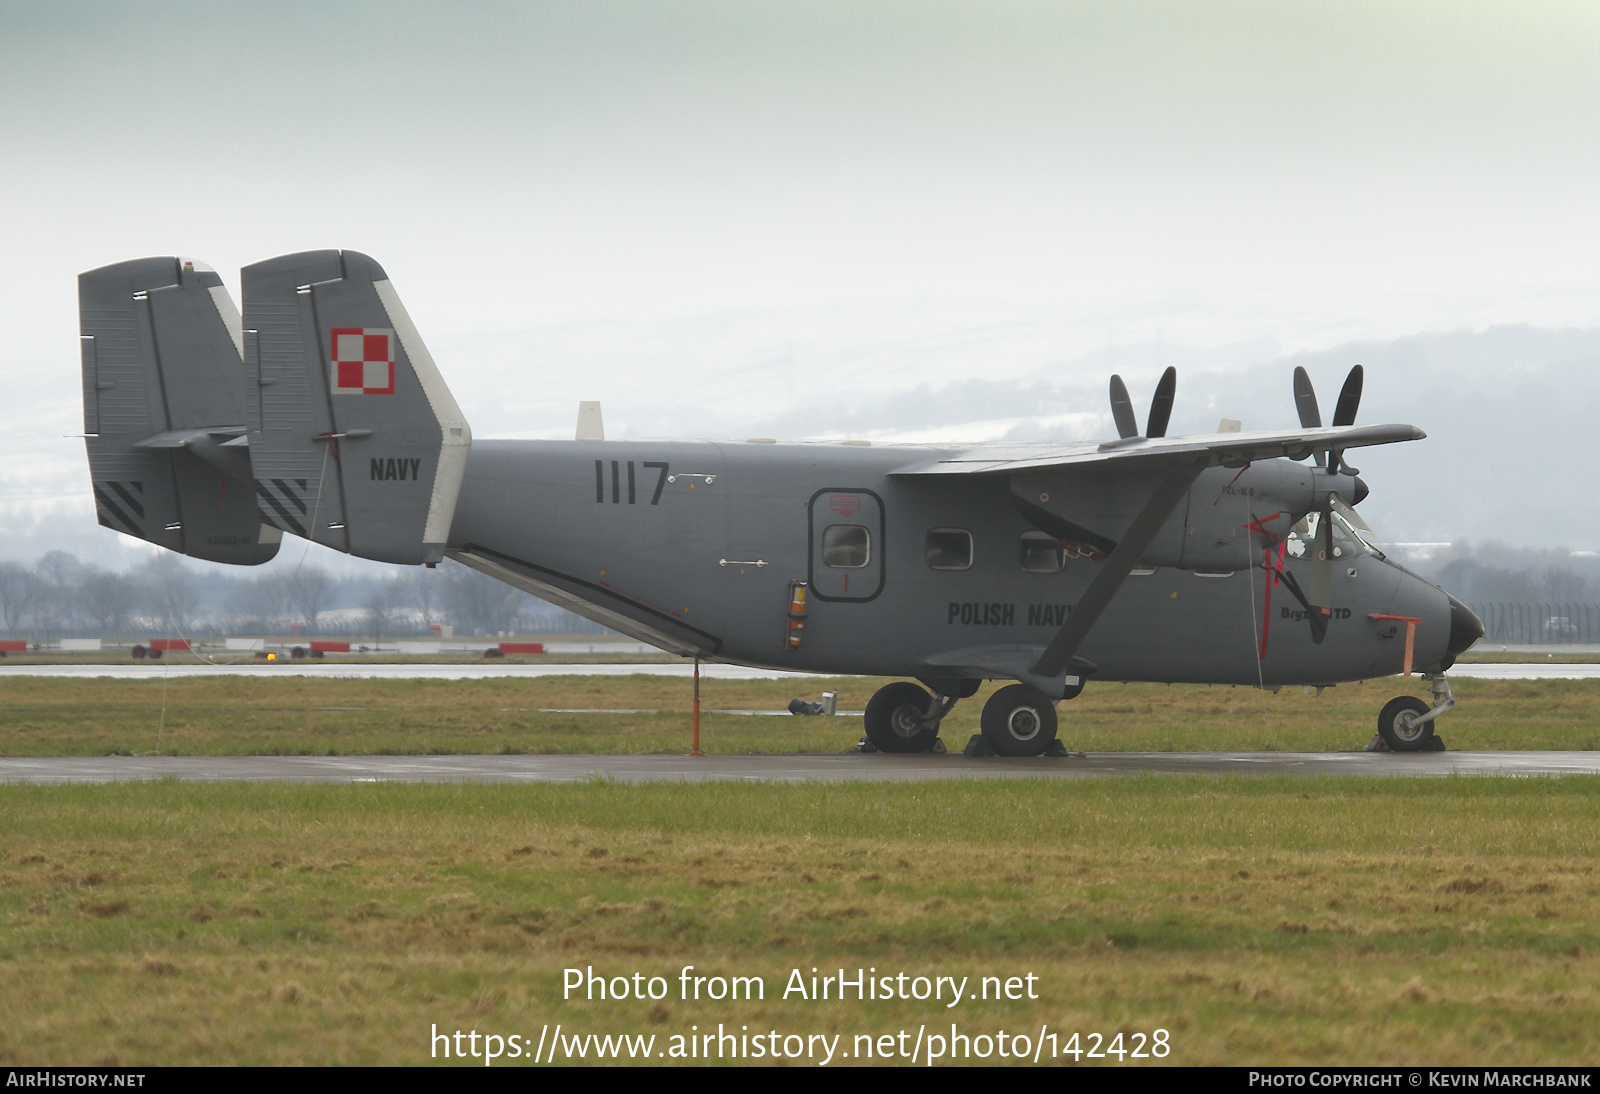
(1019, 531), (1066, 573)
(926, 529), (973, 571)
(822, 524), (870, 568)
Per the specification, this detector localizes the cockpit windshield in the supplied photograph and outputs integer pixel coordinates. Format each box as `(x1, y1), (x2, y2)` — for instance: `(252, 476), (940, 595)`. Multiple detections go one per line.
(1284, 495), (1385, 561)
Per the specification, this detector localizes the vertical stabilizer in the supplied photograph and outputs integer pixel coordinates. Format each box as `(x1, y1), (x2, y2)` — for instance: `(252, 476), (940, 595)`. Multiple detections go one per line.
(78, 257), (281, 564)
(241, 250), (471, 565)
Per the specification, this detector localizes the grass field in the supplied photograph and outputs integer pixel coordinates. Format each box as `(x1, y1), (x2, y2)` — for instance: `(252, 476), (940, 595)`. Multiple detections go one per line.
(0, 777), (1596, 1066)
(3, 675), (1600, 756)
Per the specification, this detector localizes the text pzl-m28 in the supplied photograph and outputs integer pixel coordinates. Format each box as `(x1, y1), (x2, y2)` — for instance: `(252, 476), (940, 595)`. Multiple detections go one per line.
(77, 252), (1482, 756)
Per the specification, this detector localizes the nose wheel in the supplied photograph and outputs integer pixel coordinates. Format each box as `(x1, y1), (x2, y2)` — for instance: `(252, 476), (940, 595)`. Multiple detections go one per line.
(1376, 674), (1456, 752)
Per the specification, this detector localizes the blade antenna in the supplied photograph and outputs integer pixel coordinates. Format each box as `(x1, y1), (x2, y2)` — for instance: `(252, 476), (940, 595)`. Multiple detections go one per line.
(1146, 366), (1176, 438)
(1108, 374), (1139, 439)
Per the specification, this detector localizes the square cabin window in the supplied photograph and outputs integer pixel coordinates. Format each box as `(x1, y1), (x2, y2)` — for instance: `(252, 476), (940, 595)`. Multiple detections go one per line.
(1020, 531), (1067, 573)
(822, 524), (870, 568)
(926, 528), (973, 571)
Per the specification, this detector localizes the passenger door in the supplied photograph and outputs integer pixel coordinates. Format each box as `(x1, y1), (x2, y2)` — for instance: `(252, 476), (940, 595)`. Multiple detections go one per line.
(808, 488), (885, 601)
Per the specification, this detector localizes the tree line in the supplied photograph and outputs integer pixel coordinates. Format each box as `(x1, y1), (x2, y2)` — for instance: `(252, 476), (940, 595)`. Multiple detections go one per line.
(0, 552), (608, 639)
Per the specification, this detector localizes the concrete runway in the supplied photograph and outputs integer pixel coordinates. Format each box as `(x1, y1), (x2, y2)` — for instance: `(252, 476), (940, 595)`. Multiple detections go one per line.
(3, 750), (1598, 785)
(0, 662), (1595, 680)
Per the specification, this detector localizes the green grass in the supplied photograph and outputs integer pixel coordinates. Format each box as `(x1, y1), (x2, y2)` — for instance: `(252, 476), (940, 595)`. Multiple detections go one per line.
(1, 778), (1597, 1065)
(3, 675), (1600, 756)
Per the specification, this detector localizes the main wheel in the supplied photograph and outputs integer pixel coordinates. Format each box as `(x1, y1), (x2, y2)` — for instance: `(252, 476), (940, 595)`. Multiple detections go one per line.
(863, 682), (940, 753)
(981, 684), (1059, 757)
(1377, 696), (1434, 752)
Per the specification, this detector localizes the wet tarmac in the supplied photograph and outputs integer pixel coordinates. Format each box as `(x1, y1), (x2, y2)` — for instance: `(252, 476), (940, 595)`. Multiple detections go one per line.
(2, 750), (1597, 786)
(0, 662), (1596, 681)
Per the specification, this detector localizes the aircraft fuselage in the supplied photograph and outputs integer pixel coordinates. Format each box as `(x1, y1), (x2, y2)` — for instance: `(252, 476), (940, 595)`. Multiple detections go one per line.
(448, 439), (1455, 688)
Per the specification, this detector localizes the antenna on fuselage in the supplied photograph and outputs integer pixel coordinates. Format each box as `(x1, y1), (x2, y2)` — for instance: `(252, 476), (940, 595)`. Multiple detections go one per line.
(576, 401), (604, 441)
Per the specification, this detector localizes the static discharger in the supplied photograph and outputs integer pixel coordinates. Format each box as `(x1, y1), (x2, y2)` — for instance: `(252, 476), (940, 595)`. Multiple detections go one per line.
(787, 581), (808, 650)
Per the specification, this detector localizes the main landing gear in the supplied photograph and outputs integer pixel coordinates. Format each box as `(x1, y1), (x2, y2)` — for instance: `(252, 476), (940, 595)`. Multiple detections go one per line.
(860, 679), (1074, 758)
(1375, 673), (1456, 752)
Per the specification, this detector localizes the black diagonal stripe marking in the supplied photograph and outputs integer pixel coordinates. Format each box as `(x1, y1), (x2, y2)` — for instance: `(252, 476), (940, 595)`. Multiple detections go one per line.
(130, 481), (144, 494)
(256, 484), (307, 538)
(93, 486), (142, 537)
(272, 478), (308, 514)
(108, 480), (145, 518)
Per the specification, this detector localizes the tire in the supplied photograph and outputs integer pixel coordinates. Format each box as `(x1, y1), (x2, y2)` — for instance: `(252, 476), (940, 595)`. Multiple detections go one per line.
(981, 684), (1059, 757)
(1378, 696), (1434, 752)
(291, 646), (306, 659)
(149, 648), (163, 660)
(863, 682), (940, 753)
(131, 645), (145, 660)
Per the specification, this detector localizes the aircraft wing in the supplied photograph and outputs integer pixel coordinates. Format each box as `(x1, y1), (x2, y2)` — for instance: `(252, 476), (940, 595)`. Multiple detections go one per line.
(888, 422), (1424, 475)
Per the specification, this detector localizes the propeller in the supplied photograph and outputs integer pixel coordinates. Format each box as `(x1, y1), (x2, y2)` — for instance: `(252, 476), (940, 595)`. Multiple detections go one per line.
(1290, 364), (1363, 473)
(1108, 366), (1178, 440)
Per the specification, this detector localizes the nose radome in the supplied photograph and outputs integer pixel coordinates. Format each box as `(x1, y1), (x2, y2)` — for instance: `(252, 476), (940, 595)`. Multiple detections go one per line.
(1351, 476), (1370, 505)
(1444, 595), (1484, 665)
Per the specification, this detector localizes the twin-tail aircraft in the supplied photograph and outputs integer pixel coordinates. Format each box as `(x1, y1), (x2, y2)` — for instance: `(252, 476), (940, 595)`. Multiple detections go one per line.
(77, 252), (1482, 756)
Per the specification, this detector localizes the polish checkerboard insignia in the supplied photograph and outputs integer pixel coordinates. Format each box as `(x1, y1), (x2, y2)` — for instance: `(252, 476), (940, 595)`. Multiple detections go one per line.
(330, 328), (396, 395)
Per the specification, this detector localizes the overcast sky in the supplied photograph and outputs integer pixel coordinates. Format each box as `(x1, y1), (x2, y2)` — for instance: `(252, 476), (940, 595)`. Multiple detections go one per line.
(2, 1), (1597, 567)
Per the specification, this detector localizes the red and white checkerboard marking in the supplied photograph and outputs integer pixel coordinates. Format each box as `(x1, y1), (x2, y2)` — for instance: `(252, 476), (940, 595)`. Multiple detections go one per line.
(330, 328), (395, 395)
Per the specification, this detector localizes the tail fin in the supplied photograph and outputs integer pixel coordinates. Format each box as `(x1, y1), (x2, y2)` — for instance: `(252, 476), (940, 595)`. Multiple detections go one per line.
(241, 250), (471, 565)
(78, 257), (281, 564)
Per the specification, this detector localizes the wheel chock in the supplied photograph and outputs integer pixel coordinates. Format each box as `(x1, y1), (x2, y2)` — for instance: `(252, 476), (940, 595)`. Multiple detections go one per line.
(853, 736), (878, 753)
(1044, 740), (1070, 757)
(1424, 736), (1447, 752)
(1362, 734), (1390, 752)
(964, 734), (995, 757)
(931, 737), (947, 754)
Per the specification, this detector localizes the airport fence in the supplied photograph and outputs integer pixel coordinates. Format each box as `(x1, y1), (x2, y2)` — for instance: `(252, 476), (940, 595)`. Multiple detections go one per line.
(1468, 602), (1600, 644)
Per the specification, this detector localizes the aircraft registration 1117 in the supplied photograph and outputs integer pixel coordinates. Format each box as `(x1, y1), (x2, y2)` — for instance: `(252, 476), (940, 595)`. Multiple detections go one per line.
(76, 251), (1483, 757)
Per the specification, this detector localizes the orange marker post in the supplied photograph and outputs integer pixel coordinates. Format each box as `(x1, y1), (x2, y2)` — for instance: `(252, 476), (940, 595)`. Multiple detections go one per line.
(1370, 614), (1422, 677)
(690, 657), (704, 756)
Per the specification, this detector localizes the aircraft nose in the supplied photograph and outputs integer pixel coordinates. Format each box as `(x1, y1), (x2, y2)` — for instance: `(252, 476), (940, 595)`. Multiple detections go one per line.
(1444, 595), (1484, 663)
(1351, 476), (1370, 505)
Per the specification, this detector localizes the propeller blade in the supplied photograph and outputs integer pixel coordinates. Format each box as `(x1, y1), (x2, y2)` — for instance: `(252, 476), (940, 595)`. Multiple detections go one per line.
(1145, 366), (1176, 438)
(1292, 366), (1322, 428)
(1109, 374), (1138, 439)
(1331, 364), (1363, 427)
(1305, 499), (1334, 645)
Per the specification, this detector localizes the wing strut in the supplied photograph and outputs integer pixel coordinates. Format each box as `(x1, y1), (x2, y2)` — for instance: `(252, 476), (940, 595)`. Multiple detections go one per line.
(1030, 465), (1204, 680)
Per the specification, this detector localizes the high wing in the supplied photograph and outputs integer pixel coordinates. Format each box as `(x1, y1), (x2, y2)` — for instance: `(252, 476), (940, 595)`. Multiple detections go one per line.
(888, 422), (1424, 475)
(887, 419), (1424, 698)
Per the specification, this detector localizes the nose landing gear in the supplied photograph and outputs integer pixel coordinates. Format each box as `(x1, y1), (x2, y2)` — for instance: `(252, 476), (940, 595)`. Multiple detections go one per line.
(1375, 673), (1455, 752)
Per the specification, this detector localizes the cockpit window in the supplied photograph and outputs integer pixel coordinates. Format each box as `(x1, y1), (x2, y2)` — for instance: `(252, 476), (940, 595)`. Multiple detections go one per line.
(1285, 496), (1384, 561)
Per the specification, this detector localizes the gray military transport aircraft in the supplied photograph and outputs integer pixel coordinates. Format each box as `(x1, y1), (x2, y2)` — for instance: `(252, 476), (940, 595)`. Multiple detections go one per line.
(77, 252), (1482, 756)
